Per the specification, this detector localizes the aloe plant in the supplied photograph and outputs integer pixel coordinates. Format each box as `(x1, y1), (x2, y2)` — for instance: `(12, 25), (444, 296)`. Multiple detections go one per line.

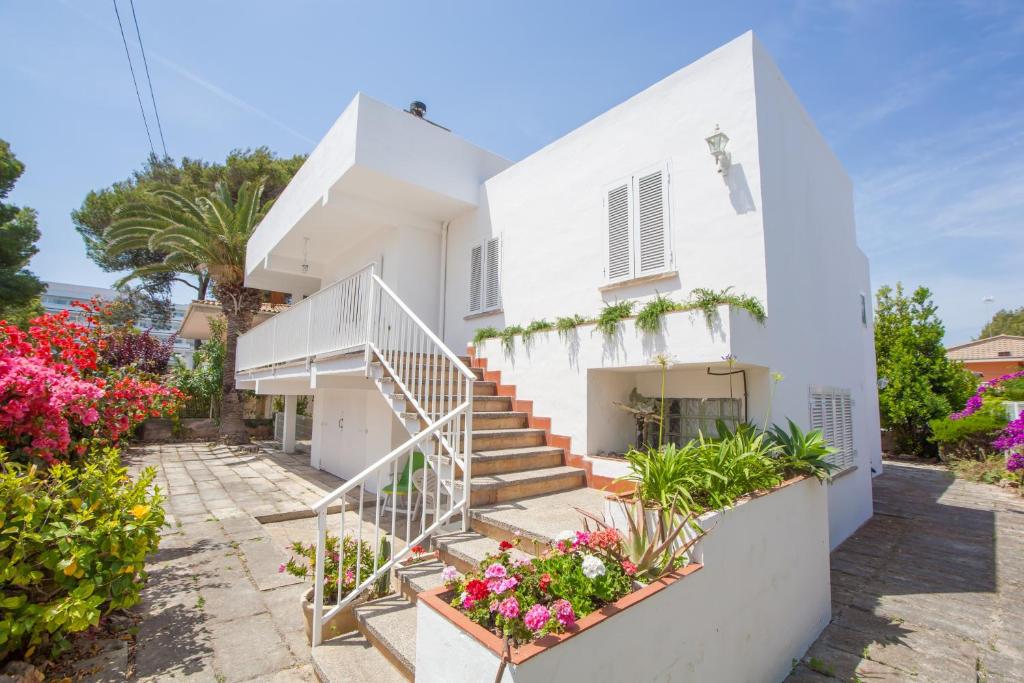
(766, 419), (837, 481)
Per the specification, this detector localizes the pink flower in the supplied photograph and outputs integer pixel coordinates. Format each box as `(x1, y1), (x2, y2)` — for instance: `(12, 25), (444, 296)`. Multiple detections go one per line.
(621, 560), (637, 576)
(497, 597), (520, 619)
(523, 604), (550, 631)
(573, 531), (591, 548)
(489, 600), (499, 612)
(344, 569), (355, 585)
(461, 592), (473, 609)
(278, 563), (286, 573)
(441, 565), (458, 583)
(491, 577), (519, 595)
(484, 563), (507, 579)
(552, 599), (575, 627)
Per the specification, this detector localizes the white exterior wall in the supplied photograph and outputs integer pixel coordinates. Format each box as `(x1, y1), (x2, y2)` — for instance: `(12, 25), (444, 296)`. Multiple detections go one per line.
(750, 36), (878, 546)
(310, 387), (402, 485)
(417, 476), (831, 683)
(443, 33), (767, 348)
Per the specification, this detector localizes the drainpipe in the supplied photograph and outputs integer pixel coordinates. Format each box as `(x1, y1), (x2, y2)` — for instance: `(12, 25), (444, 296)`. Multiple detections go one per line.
(438, 221), (450, 338)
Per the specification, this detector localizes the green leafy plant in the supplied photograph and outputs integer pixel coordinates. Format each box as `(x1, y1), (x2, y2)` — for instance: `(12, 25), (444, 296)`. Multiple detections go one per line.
(499, 325), (524, 354)
(282, 533), (381, 602)
(374, 537), (392, 596)
(0, 447), (166, 660)
(949, 455), (1014, 485)
(687, 287), (766, 329)
(555, 314), (590, 339)
(635, 294), (682, 334)
(472, 326), (500, 345)
(594, 301), (634, 338)
(929, 401), (1007, 460)
(521, 319), (554, 344)
(766, 419), (837, 481)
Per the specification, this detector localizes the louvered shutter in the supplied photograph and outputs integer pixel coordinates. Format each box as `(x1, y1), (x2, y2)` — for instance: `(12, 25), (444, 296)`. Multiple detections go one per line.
(484, 237), (501, 310)
(606, 182), (633, 281)
(468, 244), (483, 313)
(809, 386), (855, 472)
(635, 168), (669, 275)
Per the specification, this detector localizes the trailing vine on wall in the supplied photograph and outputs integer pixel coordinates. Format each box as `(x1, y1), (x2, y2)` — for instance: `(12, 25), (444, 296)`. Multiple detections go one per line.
(472, 288), (766, 350)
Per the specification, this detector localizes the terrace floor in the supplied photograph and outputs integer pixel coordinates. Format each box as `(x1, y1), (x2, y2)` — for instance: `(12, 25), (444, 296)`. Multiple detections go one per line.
(74, 445), (1024, 682)
(787, 460), (1024, 682)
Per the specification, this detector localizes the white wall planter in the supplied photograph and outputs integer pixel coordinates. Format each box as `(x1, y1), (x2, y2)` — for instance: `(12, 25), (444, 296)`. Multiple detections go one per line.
(415, 476), (830, 682)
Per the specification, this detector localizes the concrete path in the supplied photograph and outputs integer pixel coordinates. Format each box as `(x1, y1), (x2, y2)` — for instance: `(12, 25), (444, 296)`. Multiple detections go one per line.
(788, 461), (1024, 683)
(115, 442), (397, 682)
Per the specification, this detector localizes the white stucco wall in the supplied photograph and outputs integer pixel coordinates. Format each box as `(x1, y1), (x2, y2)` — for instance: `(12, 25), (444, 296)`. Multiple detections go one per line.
(416, 476), (831, 683)
(750, 36), (878, 546)
(310, 387), (402, 486)
(443, 32), (767, 349)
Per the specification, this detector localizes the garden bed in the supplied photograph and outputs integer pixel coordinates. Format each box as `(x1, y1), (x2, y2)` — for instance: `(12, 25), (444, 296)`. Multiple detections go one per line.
(415, 475), (830, 682)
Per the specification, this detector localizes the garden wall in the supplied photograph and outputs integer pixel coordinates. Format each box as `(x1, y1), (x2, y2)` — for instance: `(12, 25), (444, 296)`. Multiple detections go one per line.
(416, 476), (831, 683)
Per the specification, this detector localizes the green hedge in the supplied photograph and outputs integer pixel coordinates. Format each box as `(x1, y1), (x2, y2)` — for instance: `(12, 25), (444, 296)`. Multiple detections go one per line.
(0, 448), (165, 660)
(929, 401), (1007, 461)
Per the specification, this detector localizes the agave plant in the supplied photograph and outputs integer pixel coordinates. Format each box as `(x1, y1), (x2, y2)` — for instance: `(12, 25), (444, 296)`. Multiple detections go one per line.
(766, 419), (837, 481)
(576, 502), (702, 582)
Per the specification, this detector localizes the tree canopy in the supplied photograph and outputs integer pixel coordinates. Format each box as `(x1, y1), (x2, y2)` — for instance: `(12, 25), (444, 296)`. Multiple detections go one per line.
(0, 139), (44, 321)
(874, 283), (976, 456)
(979, 307), (1024, 339)
(73, 147), (305, 324)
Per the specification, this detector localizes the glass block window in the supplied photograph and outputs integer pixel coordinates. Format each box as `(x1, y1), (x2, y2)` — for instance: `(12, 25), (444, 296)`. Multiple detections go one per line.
(639, 397), (743, 448)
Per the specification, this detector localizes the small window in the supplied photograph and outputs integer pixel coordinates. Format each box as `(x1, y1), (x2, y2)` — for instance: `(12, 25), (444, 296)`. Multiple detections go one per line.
(468, 237), (501, 314)
(604, 163), (671, 283)
(860, 292), (868, 327)
(809, 386), (855, 472)
(998, 351), (1011, 357)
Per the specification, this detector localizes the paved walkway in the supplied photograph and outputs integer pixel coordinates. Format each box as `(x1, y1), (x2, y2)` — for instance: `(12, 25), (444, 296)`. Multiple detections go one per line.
(788, 461), (1024, 683)
(87, 446), (1023, 682)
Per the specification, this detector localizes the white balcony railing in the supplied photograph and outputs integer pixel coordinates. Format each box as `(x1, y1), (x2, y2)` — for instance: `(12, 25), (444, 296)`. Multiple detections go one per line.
(235, 263), (375, 371)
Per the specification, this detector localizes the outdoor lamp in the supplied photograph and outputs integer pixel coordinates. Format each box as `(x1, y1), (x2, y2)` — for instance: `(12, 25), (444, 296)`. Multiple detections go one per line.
(705, 124), (731, 174)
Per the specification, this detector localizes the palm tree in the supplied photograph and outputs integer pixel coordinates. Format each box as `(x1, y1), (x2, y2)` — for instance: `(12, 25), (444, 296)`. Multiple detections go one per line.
(106, 180), (270, 444)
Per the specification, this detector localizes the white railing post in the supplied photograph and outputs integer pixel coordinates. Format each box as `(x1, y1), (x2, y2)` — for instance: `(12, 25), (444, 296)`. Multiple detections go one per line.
(463, 386), (473, 532)
(311, 508), (326, 646)
(363, 264), (376, 374)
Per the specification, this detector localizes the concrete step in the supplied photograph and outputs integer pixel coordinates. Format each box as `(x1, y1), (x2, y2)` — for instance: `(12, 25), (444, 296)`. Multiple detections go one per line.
(470, 465), (586, 506)
(311, 630), (409, 683)
(470, 486), (610, 554)
(435, 530), (534, 574)
(470, 427), (546, 450)
(471, 410), (529, 430)
(396, 559), (448, 604)
(353, 595), (418, 681)
(406, 394), (512, 413)
(470, 445), (565, 476)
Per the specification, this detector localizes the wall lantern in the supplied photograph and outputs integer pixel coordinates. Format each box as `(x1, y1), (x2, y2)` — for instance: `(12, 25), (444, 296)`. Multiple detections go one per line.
(705, 124), (731, 174)
(301, 237), (311, 274)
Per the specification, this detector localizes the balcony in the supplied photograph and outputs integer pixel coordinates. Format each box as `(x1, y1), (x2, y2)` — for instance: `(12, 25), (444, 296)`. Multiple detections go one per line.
(236, 264), (375, 372)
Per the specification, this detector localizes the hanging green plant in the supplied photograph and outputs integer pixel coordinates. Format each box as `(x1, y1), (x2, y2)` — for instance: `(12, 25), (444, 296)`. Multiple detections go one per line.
(686, 287), (766, 329)
(499, 325), (524, 354)
(555, 314), (590, 339)
(594, 301), (634, 338)
(521, 319), (554, 344)
(635, 294), (683, 334)
(472, 327), (500, 345)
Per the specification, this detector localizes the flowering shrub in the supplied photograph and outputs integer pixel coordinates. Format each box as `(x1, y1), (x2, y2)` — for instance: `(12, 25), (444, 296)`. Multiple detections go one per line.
(0, 301), (181, 464)
(444, 533), (638, 644)
(946, 370), (1024, 476)
(0, 447), (165, 660)
(281, 533), (389, 602)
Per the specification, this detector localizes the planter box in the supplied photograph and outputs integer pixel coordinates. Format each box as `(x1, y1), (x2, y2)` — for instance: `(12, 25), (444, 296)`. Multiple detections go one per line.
(299, 587), (368, 645)
(416, 476), (830, 682)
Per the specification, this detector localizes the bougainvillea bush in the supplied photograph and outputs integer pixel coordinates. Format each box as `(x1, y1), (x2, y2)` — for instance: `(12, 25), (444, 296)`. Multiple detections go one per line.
(444, 533), (644, 644)
(0, 301), (181, 465)
(0, 447), (165, 660)
(947, 370), (1024, 481)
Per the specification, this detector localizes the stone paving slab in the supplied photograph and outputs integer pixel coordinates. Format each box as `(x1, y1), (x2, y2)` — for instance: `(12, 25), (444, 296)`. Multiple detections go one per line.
(787, 460), (1024, 683)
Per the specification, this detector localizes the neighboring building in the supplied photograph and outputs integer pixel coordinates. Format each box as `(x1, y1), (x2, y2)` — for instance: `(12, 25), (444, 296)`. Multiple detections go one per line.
(43, 281), (193, 368)
(233, 32), (881, 674)
(177, 299), (287, 341)
(947, 335), (1024, 381)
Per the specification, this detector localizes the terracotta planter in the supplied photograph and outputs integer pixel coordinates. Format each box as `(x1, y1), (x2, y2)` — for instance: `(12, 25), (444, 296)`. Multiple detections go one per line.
(299, 587), (369, 644)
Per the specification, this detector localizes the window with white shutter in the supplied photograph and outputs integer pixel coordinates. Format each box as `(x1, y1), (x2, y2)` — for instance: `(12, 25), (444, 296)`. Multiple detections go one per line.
(604, 163), (671, 284)
(808, 386), (856, 472)
(468, 237), (501, 314)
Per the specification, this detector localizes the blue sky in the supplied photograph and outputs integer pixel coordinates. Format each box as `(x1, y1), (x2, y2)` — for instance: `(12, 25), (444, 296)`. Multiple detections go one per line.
(1, 1), (1022, 344)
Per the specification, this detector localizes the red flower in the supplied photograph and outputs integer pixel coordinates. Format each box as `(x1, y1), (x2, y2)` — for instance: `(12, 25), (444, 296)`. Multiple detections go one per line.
(498, 540), (514, 551)
(539, 573), (552, 592)
(411, 545), (425, 555)
(465, 578), (490, 602)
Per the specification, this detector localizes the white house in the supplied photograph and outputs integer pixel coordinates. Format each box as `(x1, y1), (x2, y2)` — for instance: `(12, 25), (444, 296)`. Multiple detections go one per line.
(235, 32), (880, 680)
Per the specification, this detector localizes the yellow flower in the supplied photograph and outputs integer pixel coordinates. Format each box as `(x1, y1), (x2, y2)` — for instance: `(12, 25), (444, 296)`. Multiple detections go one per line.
(131, 504), (150, 519)
(63, 560), (78, 576)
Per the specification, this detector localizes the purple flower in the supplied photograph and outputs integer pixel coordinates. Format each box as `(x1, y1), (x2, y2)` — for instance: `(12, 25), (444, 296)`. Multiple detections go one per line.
(523, 604), (550, 631)
(1006, 452), (1024, 473)
(484, 563), (507, 579)
(492, 577), (519, 595)
(441, 565), (458, 583)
